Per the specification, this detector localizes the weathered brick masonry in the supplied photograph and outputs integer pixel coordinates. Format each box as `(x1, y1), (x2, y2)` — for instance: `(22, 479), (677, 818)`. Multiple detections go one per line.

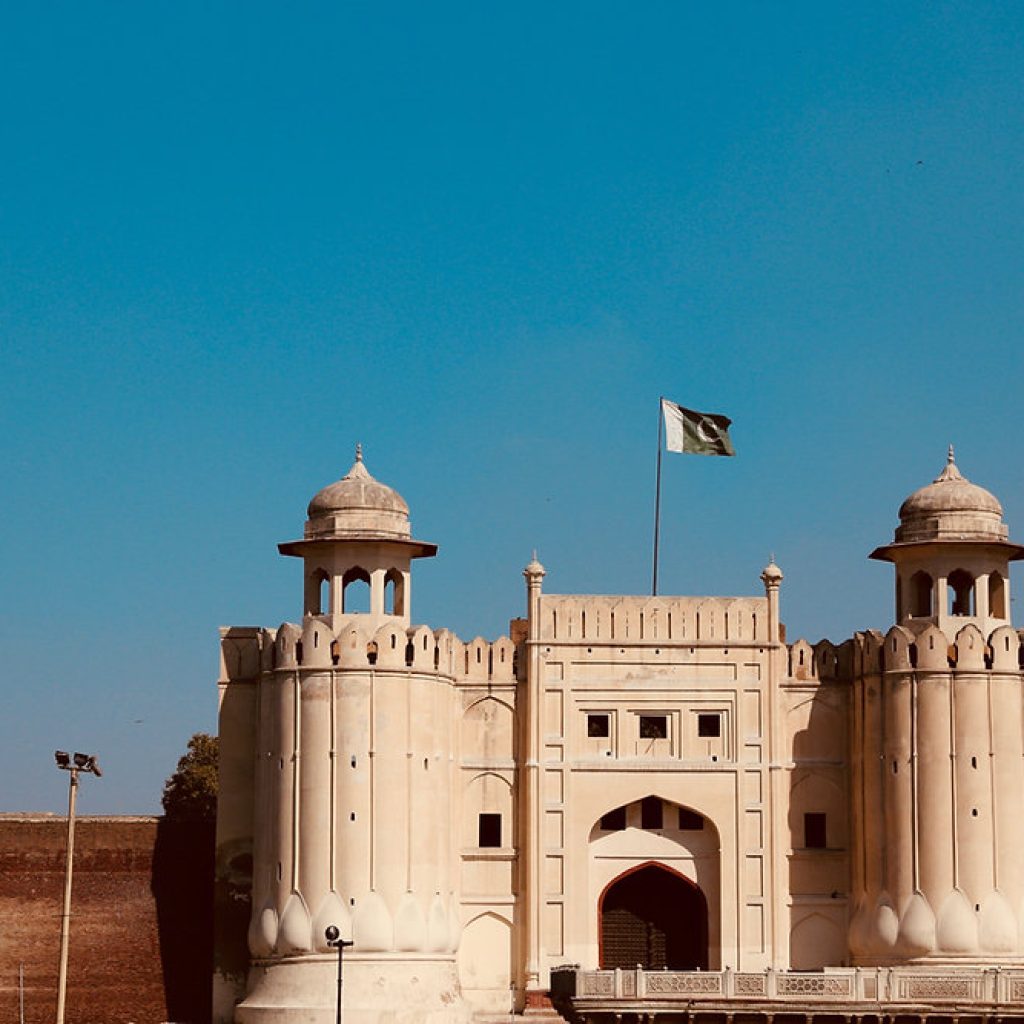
(0, 816), (214, 1024)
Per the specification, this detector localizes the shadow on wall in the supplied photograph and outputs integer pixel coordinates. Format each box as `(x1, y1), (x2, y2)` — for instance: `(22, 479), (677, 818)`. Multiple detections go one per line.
(786, 640), (850, 970)
(151, 819), (216, 1024)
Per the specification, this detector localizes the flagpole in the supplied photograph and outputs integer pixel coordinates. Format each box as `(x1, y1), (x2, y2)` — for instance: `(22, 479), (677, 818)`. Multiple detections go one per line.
(652, 398), (664, 596)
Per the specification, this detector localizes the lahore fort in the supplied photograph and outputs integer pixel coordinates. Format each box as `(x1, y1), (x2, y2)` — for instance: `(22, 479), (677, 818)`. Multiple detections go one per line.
(212, 446), (1024, 1024)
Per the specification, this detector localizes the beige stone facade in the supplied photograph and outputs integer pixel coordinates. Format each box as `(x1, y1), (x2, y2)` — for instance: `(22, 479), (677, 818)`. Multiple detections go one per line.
(214, 447), (1024, 1024)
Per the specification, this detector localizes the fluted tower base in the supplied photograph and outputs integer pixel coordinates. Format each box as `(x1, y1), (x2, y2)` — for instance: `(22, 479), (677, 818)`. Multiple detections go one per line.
(237, 955), (473, 1024)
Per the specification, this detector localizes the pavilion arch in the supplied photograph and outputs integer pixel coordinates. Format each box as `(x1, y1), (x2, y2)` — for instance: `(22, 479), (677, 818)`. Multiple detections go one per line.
(461, 696), (514, 761)
(341, 567), (371, 614)
(947, 568), (976, 617)
(908, 570), (933, 618)
(598, 860), (709, 970)
(383, 568), (405, 616)
(989, 570), (1007, 618)
(457, 911), (512, 1014)
(305, 567), (330, 616)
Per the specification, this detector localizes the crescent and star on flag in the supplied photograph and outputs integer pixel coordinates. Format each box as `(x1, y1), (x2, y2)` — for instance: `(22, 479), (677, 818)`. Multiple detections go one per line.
(660, 397), (736, 457)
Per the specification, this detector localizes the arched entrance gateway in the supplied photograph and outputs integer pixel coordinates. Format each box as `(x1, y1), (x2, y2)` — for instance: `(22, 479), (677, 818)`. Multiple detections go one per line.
(599, 863), (709, 970)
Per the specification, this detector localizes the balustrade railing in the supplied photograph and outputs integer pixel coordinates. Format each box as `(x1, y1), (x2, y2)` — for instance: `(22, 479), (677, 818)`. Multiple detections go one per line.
(555, 967), (1024, 1006)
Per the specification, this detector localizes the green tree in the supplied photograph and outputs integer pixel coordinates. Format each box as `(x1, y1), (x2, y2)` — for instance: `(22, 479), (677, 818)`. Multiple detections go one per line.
(162, 732), (219, 821)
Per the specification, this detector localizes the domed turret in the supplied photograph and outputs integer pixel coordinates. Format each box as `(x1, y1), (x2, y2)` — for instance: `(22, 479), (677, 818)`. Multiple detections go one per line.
(894, 446), (1006, 544)
(305, 444), (413, 542)
(279, 446), (436, 624)
(871, 447), (1023, 632)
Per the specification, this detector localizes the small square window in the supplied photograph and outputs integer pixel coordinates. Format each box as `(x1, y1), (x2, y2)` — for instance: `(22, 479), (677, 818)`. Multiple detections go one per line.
(600, 806), (627, 831)
(639, 715), (668, 739)
(587, 713), (610, 738)
(478, 813), (502, 848)
(697, 713), (721, 738)
(678, 808), (704, 830)
(804, 812), (827, 849)
(641, 796), (663, 830)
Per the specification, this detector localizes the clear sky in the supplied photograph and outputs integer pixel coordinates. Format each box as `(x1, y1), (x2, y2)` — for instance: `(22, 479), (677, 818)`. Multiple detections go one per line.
(2, 2), (1023, 814)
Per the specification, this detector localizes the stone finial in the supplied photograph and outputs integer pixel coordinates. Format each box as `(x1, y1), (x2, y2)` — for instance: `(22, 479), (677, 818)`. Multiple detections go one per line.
(524, 550), (546, 580)
(761, 557), (783, 588)
(933, 444), (964, 484)
(355, 442), (363, 463)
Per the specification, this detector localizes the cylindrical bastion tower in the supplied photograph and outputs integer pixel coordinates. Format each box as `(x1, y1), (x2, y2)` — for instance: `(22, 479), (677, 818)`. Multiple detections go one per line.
(234, 449), (472, 1024)
(847, 449), (1024, 964)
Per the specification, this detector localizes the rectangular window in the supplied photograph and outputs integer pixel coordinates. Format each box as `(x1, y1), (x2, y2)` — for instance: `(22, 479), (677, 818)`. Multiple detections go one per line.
(678, 808), (704, 830)
(600, 806), (626, 831)
(641, 796), (663, 830)
(478, 813), (502, 848)
(587, 713), (610, 738)
(697, 713), (721, 738)
(639, 715), (668, 739)
(804, 812), (827, 849)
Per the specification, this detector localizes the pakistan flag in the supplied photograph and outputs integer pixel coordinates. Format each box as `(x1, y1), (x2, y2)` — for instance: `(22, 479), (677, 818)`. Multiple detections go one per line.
(661, 398), (735, 456)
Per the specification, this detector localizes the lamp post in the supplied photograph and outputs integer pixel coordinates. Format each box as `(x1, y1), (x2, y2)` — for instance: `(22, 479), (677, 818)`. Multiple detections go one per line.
(54, 751), (101, 1024)
(324, 926), (353, 1024)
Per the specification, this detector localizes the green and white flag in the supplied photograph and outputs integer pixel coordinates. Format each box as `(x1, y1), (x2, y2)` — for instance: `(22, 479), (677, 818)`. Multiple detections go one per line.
(661, 398), (735, 456)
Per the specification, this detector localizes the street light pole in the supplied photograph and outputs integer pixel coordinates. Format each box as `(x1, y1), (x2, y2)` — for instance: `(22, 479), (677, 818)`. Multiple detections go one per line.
(54, 751), (101, 1024)
(324, 926), (353, 1024)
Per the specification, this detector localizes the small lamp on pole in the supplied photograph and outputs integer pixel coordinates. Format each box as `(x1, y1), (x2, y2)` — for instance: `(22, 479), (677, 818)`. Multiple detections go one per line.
(324, 926), (353, 1024)
(54, 751), (102, 1024)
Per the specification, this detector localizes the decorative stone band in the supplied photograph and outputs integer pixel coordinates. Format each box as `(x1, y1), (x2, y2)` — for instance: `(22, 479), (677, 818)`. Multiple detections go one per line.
(561, 968), (1024, 1005)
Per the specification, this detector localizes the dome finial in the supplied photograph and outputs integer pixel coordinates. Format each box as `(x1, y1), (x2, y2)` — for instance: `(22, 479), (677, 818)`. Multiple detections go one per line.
(934, 445), (964, 484)
(355, 442), (363, 463)
(761, 555), (783, 586)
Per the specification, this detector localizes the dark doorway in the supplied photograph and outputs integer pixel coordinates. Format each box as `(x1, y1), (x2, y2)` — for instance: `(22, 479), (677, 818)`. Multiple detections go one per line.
(599, 863), (708, 970)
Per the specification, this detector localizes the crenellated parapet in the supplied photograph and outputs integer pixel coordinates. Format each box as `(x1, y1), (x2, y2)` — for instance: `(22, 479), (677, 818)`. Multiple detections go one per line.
(537, 594), (771, 645)
(786, 624), (1024, 684)
(220, 618), (515, 680)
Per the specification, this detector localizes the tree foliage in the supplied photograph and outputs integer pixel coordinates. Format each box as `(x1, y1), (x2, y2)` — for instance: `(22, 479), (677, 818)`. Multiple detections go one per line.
(162, 733), (219, 821)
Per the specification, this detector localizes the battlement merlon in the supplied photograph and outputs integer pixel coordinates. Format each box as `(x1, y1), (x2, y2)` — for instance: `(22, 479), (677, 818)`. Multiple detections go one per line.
(534, 593), (777, 646)
(217, 621), (517, 683)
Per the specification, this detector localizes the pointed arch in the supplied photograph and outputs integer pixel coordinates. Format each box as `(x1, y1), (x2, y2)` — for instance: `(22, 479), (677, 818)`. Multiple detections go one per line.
(989, 570), (1007, 618)
(598, 861), (708, 970)
(383, 568), (405, 616)
(458, 911), (512, 1013)
(909, 570), (933, 618)
(947, 568), (975, 617)
(463, 771), (512, 848)
(341, 567), (371, 613)
(791, 911), (844, 970)
(461, 695), (514, 761)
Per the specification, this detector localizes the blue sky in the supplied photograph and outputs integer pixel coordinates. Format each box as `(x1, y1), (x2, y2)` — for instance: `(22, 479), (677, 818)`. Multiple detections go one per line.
(2, 2), (1023, 813)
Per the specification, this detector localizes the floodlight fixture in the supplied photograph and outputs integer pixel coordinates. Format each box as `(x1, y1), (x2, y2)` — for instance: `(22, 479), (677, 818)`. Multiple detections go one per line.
(71, 752), (102, 776)
(54, 748), (101, 1024)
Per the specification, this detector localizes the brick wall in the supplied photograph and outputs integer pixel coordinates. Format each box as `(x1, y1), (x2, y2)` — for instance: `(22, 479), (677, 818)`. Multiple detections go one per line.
(0, 816), (214, 1024)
